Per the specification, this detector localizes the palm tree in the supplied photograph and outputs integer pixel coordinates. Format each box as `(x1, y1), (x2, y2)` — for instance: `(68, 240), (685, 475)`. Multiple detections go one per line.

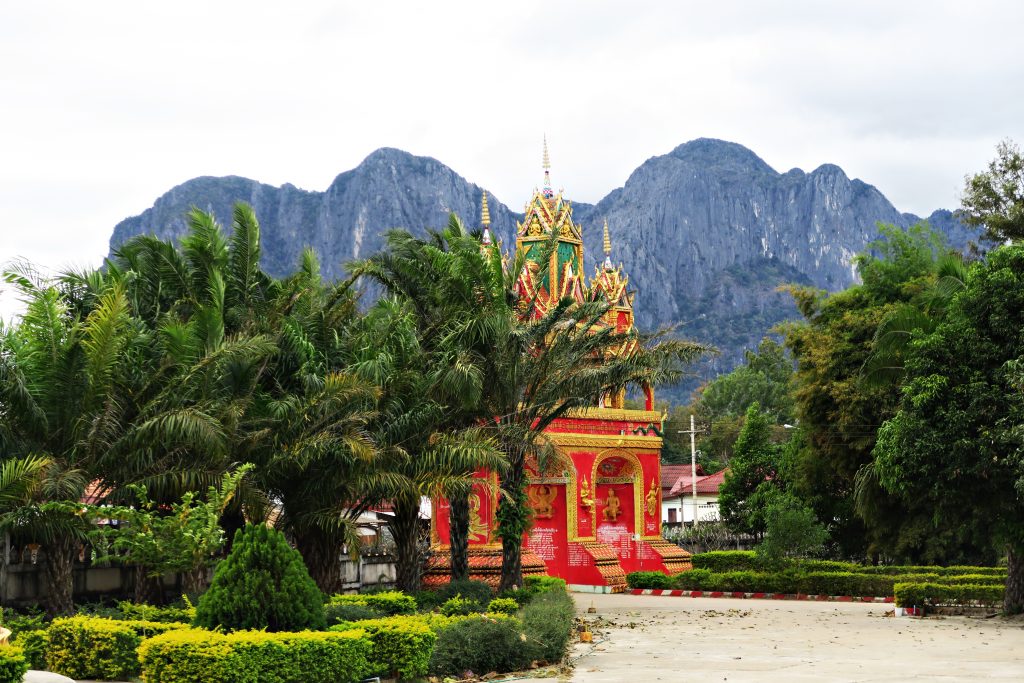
(358, 214), (707, 591)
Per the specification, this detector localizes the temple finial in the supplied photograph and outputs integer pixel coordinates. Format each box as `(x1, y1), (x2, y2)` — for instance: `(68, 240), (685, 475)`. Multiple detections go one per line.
(481, 191), (491, 228)
(603, 219), (614, 270)
(542, 135), (553, 199)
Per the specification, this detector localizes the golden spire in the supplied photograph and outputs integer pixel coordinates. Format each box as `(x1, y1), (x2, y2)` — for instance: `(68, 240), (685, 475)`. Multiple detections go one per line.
(602, 218), (611, 255)
(543, 135), (551, 171)
(542, 135), (553, 198)
(481, 190), (491, 228)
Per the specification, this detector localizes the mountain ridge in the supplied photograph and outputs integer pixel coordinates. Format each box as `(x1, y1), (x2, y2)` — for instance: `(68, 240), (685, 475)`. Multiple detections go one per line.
(109, 139), (978, 400)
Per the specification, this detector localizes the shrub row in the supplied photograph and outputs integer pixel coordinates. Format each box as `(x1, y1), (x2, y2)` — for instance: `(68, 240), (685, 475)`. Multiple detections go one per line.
(327, 616), (436, 679)
(0, 645), (29, 683)
(894, 582), (1005, 608)
(116, 600), (196, 624)
(691, 551), (1006, 578)
(138, 628), (371, 683)
(11, 629), (47, 671)
(46, 616), (189, 680)
(627, 568), (1006, 597)
(329, 590), (417, 616)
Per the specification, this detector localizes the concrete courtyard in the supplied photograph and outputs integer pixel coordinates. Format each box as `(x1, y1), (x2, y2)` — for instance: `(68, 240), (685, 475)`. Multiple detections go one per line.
(570, 592), (1024, 682)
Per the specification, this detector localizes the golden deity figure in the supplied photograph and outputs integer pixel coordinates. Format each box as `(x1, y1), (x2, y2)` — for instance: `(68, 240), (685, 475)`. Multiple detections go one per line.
(646, 476), (659, 517)
(603, 489), (622, 522)
(528, 484), (557, 519)
(468, 493), (489, 542)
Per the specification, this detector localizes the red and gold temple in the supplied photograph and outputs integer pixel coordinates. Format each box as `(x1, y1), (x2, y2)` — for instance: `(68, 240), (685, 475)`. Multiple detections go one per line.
(424, 141), (690, 592)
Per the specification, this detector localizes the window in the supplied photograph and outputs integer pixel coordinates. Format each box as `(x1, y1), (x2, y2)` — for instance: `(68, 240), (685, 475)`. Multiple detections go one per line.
(667, 508), (677, 523)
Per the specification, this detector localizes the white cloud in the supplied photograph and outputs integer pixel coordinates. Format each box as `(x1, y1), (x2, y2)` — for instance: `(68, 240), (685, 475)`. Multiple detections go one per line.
(2, 0), (1023, 320)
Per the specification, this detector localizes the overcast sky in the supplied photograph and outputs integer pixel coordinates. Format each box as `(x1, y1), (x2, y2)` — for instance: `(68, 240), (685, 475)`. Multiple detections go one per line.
(2, 0), (1023, 320)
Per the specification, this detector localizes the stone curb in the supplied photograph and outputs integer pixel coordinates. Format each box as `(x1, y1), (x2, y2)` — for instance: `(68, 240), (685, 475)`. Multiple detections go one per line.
(628, 588), (895, 603)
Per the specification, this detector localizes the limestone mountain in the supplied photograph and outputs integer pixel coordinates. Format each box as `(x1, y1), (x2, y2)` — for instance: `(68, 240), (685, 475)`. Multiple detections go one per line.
(109, 139), (978, 401)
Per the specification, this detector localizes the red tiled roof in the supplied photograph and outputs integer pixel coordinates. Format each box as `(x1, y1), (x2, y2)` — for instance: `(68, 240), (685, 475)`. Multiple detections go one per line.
(661, 464), (705, 490)
(668, 469), (727, 497)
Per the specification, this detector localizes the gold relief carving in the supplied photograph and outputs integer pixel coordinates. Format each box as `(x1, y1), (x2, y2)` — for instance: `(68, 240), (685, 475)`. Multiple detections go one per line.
(528, 219), (542, 236)
(596, 476), (633, 484)
(602, 489), (622, 521)
(528, 484), (557, 519)
(579, 476), (593, 509)
(544, 433), (661, 450)
(468, 493), (489, 542)
(646, 476), (658, 517)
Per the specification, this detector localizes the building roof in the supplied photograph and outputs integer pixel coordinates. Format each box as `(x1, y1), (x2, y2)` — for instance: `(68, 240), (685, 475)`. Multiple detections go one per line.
(668, 469), (727, 497)
(661, 464), (706, 490)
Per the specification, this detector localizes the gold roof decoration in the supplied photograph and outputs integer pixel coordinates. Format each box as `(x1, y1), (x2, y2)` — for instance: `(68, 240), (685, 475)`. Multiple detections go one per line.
(480, 191), (494, 248)
(516, 137), (583, 243)
(590, 218), (633, 313)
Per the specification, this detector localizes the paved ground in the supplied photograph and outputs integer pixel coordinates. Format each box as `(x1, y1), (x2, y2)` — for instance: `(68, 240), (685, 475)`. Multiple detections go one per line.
(569, 592), (1024, 682)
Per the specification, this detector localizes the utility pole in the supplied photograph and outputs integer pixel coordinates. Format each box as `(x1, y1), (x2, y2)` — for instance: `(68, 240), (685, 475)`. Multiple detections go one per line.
(677, 415), (702, 527)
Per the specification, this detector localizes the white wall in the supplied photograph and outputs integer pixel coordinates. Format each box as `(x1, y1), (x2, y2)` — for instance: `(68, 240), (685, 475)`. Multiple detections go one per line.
(662, 495), (720, 524)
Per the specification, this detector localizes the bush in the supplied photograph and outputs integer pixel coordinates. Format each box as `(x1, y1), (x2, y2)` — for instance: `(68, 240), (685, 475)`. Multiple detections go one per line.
(519, 585), (574, 664)
(47, 616), (188, 680)
(138, 627), (372, 683)
(626, 571), (673, 589)
(329, 616), (435, 679)
(894, 582), (1005, 608)
(0, 606), (47, 636)
(117, 600), (196, 624)
(329, 590), (417, 616)
(11, 629), (47, 670)
(0, 645), (29, 683)
(429, 615), (530, 676)
(436, 579), (493, 606)
(487, 598), (520, 615)
(324, 602), (384, 626)
(691, 550), (762, 572)
(690, 551), (1008, 579)
(194, 524), (325, 632)
(440, 595), (479, 617)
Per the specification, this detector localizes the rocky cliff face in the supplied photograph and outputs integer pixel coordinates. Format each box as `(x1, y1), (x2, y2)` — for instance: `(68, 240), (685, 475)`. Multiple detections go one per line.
(109, 139), (979, 401)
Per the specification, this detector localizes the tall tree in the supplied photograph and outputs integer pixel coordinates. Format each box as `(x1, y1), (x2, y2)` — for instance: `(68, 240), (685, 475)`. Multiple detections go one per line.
(961, 138), (1024, 243)
(874, 245), (1024, 613)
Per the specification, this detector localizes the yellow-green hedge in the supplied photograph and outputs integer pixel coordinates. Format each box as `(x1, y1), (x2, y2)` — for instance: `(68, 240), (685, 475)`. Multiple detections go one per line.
(47, 616), (189, 680)
(336, 616), (435, 679)
(138, 628), (372, 683)
(328, 590), (417, 615)
(0, 645), (29, 683)
(894, 582), (1004, 608)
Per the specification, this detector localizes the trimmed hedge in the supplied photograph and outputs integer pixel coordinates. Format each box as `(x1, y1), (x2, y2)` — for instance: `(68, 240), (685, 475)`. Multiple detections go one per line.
(329, 590), (417, 616)
(47, 616), (188, 680)
(0, 645), (29, 683)
(429, 615), (530, 676)
(138, 628), (372, 683)
(626, 571), (673, 590)
(894, 582), (1005, 608)
(327, 616), (435, 679)
(117, 600), (196, 624)
(691, 551), (1006, 578)
(11, 629), (47, 671)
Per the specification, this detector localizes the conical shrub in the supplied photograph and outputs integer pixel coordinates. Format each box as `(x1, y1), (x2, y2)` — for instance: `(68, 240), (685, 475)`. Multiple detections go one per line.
(194, 524), (326, 631)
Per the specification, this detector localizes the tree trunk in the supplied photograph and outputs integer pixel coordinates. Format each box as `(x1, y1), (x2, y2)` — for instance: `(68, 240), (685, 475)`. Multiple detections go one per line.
(1005, 544), (1024, 615)
(43, 535), (77, 616)
(133, 564), (164, 605)
(497, 453), (528, 593)
(391, 498), (422, 593)
(182, 566), (208, 598)
(294, 531), (344, 595)
(448, 490), (469, 582)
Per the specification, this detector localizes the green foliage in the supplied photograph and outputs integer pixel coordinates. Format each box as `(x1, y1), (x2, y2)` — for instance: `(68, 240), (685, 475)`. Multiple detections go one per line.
(323, 602), (383, 626)
(429, 615), (530, 676)
(0, 645), (29, 683)
(137, 627), (372, 683)
(692, 551), (1006, 577)
(76, 467), (250, 583)
(894, 582), (1005, 608)
(756, 495), (829, 563)
(0, 606), (47, 636)
(519, 585), (574, 663)
(960, 138), (1024, 242)
(487, 597), (520, 615)
(11, 629), (47, 671)
(694, 338), (795, 425)
(328, 590), (417, 616)
(336, 616), (436, 679)
(873, 244), (1024, 612)
(718, 404), (785, 535)
(194, 524), (326, 632)
(440, 595), (479, 616)
(626, 571), (673, 589)
(435, 579), (494, 606)
(46, 616), (188, 680)
(115, 600), (196, 624)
